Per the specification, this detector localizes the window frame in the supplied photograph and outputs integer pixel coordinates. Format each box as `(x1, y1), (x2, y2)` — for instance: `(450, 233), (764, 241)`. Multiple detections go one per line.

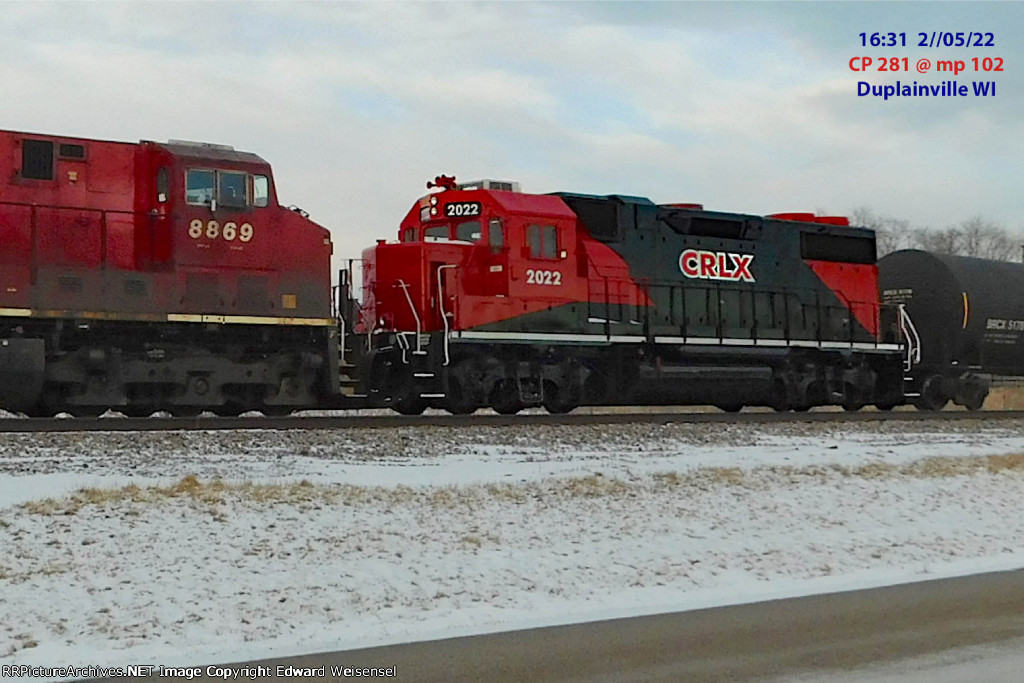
(527, 223), (559, 260)
(184, 168), (267, 210)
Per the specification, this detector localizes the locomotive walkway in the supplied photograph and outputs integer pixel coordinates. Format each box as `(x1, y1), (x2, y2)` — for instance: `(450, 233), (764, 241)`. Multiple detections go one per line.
(3, 408), (1024, 433)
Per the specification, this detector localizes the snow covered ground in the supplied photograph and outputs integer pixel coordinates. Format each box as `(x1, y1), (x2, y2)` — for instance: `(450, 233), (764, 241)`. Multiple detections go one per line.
(2, 419), (1024, 674)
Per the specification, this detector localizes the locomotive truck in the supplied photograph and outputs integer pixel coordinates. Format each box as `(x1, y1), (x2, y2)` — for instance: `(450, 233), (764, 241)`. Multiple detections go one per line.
(1, 129), (925, 416)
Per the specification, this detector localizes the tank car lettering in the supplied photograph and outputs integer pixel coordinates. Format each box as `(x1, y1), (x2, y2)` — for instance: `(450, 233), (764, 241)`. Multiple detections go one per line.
(987, 318), (1006, 330)
(679, 249), (755, 283)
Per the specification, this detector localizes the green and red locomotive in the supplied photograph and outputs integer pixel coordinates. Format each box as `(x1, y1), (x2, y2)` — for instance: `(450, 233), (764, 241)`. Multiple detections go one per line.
(353, 176), (913, 414)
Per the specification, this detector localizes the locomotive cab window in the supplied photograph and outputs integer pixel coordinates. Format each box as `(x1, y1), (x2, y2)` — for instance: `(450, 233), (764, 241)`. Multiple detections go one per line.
(253, 175), (269, 207)
(424, 225), (449, 240)
(156, 167), (170, 203)
(186, 169), (266, 209)
(489, 218), (504, 253)
(456, 220), (482, 242)
(219, 172), (248, 208)
(527, 224), (558, 259)
(21, 139), (54, 180)
(186, 169), (216, 205)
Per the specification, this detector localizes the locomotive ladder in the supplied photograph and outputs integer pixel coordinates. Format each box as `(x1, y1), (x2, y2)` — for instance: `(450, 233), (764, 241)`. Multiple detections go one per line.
(336, 316), (364, 397)
(334, 267), (367, 398)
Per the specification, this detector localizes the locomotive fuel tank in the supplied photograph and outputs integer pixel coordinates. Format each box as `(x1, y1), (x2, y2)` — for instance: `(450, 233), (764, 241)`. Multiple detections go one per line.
(878, 249), (1008, 409)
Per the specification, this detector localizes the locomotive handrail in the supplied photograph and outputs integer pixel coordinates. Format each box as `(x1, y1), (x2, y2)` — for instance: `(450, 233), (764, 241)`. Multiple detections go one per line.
(436, 264), (458, 367)
(4, 200), (144, 283)
(0, 198), (139, 215)
(898, 304), (922, 371)
(394, 280), (423, 355)
(395, 330), (410, 364)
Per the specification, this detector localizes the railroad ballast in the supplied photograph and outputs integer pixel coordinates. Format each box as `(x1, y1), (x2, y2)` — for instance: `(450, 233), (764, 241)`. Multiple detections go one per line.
(0, 128), (990, 416)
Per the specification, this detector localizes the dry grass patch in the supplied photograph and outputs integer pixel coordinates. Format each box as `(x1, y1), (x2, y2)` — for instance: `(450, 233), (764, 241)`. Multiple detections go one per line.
(764, 453), (1024, 482)
(561, 474), (630, 498)
(17, 452), (1024, 518)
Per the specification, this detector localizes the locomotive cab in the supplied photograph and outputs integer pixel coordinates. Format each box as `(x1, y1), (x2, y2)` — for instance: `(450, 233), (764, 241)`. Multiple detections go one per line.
(361, 176), (588, 339)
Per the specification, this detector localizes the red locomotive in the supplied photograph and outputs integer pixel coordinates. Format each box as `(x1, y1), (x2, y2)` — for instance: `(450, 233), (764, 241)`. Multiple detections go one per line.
(0, 128), (923, 417)
(353, 176), (916, 414)
(0, 129), (338, 415)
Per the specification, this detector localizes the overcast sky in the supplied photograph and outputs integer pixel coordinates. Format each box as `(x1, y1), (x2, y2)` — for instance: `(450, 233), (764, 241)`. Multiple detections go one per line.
(2, 1), (1021, 268)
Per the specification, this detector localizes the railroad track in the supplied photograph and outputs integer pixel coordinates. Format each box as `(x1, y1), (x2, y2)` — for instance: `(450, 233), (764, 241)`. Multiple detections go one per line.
(1, 408), (1023, 433)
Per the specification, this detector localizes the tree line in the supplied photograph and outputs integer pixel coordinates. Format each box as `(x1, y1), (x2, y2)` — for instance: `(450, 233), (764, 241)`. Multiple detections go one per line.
(850, 207), (1022, 261)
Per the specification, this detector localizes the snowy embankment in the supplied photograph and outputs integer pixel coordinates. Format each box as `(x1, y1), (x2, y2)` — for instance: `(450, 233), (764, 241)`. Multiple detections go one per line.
(2, 420), (1024, 671)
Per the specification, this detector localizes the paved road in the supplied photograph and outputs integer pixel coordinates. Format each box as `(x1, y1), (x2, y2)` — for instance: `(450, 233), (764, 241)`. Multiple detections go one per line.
(88, 569), (1024, 682)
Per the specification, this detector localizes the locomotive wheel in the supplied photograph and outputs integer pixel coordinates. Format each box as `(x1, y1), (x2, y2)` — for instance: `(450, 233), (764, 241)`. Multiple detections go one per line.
(444, 379), (479, 414)
(542, 380), (577, 415)
(962, 385), (986, 411)
(445, 359), (483, 415)
(841, 383), (866, 412)
(391, 386), (426, 416)
(489, 380), (523, 416)
(914, 375), (948, 411)
(768, 378), (790, 412)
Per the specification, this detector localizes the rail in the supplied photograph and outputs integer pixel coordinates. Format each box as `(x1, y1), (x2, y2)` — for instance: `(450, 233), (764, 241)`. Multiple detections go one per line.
(3, 409), (1024, 433)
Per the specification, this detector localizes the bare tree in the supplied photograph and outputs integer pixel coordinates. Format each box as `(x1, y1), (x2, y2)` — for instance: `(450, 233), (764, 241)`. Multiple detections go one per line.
(914, 226), (962, 255)
(849, 206), (914, 257)
(957, 216), (1016, 260)
(850, 206), (1020, 261)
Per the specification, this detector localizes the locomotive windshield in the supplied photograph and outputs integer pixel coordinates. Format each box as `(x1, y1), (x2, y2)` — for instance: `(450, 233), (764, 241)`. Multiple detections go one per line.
(219, 172), (247, 207)
(422, 221), (485, 242)
(186, 169), (215, 205)
(455, 220), (482, 242)
(185, 169), (270, 208)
